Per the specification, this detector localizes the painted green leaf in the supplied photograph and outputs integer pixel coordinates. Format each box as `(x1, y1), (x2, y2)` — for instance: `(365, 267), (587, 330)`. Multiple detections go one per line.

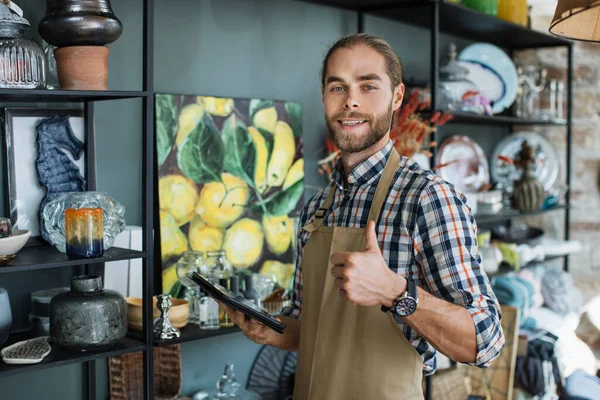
(256, 127), (275, 165)
(221, 114), (256, 184)
(265, 180), (304, 216)
(285, 102), (303, 138)
(177, 114), (224, 184)
(249, 99), (274, 119)
(155, 94), (178, 166)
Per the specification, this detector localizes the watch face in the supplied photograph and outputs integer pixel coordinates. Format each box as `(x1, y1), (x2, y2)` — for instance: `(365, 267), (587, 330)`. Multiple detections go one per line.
(395, 298), (417, 317)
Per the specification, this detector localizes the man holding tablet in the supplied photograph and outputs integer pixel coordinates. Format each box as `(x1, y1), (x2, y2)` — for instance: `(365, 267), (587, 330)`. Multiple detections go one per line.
(219, 33), (504, 400)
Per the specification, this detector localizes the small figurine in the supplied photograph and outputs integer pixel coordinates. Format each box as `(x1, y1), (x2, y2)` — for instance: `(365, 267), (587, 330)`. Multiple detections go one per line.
(512, 141), (546, 212)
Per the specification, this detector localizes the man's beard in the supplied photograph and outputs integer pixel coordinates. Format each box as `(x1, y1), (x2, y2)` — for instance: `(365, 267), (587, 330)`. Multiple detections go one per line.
(326, 102), (393, 153)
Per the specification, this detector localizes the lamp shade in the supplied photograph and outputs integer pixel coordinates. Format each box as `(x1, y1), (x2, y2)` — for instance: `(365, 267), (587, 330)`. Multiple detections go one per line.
(549, 0), (600, 41)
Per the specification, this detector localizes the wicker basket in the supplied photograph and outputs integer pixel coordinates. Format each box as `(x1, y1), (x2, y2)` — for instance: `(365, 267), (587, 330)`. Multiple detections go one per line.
(108, 344), (182, 400)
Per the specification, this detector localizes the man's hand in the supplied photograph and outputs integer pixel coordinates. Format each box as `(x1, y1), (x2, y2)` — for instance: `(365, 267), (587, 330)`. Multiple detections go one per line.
(218, 302), (280, 345)
(330, 220), (407, 308)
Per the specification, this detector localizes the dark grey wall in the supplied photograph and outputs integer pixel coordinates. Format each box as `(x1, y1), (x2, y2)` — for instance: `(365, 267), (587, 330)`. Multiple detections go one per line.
(0, 0), (507, 398)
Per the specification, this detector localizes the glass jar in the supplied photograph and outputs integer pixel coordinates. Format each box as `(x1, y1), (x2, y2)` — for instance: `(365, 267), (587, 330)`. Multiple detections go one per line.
(497, 0), (528, 26)
(0, 3), (46, 89)
(439, 44), (480, 113)
(461, 0), (498, 15)
(205, 250), (234, 283)
(175, 251), (207, 324)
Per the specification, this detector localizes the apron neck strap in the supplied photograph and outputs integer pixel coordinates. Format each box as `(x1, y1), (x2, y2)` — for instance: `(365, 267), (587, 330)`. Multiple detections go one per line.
(367, 147), (400, 223)
(304, 147), (400, 232)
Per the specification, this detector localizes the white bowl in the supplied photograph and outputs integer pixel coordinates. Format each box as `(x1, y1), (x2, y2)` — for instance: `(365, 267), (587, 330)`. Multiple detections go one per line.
(0, 230), (31, 256)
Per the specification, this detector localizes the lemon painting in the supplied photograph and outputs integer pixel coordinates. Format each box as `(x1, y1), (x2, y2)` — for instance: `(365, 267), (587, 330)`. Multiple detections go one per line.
(156, 94), (304, 294)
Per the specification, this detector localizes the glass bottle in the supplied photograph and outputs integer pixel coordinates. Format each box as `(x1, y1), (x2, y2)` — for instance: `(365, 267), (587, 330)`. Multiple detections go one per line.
(42, 40), (59, 89)
(175, 251), (207, 324)
(0, 3), (46, 89)
(218, 278), (235, 328)
(242, 274), (262, 308)
(198, 290), (220, 330)
(206, 250), (234, 283)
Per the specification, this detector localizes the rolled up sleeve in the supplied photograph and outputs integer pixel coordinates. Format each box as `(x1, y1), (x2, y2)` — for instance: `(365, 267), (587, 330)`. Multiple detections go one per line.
(413, 180), (504, 368)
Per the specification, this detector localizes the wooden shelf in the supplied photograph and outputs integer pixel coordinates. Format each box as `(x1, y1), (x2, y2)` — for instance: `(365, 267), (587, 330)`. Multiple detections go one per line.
(0, 89), (147, 102)
(0, 246), (147, 274)
(296, 0), (569, 49)
(0, 332), (146, 378)
(128, 325), (241, 347)
(475, 205), (567, 225)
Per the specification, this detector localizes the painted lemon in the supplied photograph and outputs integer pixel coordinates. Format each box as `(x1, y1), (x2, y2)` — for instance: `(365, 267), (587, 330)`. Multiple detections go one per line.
(267, 121), (296, 187)
(195, 173), (250, 228)
(260, 260), (295, 289)
(282, 158), (304, 190)
(263, 214), (293, 256)
(197, 96), (234, 117)
(223, 218), (264, 268)
(176, 103), (204, 149)
(253, 106), (278, 133)
(160, 210), (188, 262)
(162, 263), (178, 294)
(159, 174), (198, 226)
(248, 126), (269, 193)
(188, 216), (224, 253)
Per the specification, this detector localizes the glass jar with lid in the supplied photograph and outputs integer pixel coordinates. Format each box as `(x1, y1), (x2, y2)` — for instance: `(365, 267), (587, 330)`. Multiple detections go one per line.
(205, 250), (234, 283)
(439, 44), (480, 113)
(175, 251), (207, 324)
(0, 3), (46, 89)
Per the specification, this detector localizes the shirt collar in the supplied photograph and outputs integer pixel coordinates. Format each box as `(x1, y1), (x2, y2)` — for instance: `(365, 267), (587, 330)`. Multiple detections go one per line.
(331, 140), (394, 189)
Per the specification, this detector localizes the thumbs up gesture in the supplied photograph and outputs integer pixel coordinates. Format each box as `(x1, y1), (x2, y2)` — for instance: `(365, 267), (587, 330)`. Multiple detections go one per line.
(330, 221), (407, 307)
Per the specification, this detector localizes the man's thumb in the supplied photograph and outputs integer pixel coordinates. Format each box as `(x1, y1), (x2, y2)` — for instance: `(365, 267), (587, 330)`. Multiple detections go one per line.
(364, 220), (380, 251)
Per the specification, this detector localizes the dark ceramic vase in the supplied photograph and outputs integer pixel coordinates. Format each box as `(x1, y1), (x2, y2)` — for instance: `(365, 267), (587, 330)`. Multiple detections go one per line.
(513, 170), (546, 212)
(0, 287), (12, 345)
(50, 275), (127, 352)
(38, 0), (123, 48)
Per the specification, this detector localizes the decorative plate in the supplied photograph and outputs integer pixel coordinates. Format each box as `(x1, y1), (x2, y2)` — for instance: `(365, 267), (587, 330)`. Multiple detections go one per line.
(1, 336), (51, 364)
(458, 43), (518, 114)
(456, 60), (505, 104)
(436, 135), (490, 193)
(491, 131), (559, 192)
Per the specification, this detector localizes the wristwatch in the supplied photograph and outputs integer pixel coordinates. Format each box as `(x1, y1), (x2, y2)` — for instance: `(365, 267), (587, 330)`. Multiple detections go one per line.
(381, 278), (418, 317)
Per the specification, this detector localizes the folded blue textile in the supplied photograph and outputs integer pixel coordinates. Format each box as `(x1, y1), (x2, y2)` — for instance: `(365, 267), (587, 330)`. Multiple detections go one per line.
(492, 275), (535, 326)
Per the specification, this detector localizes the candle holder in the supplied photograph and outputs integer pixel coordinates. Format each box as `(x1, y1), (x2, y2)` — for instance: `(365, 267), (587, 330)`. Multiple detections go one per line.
(153, 295), (181, 340)
(65, 208), (104, 259)
(0, 218), (11, 238)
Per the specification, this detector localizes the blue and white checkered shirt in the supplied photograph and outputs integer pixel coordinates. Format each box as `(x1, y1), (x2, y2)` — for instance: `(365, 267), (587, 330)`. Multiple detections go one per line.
(282, 140), (504, 375)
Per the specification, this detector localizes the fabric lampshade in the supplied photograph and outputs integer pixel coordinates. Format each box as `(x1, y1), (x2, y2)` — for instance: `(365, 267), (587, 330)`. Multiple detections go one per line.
(549, 0), (600, 42)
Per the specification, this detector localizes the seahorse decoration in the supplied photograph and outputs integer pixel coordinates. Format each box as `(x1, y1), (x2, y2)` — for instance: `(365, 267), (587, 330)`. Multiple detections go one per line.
(35, 115), (86, 242)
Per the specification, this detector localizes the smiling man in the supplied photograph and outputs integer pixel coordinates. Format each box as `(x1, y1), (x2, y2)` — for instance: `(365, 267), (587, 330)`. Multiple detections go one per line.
(219, 33), (504, 399)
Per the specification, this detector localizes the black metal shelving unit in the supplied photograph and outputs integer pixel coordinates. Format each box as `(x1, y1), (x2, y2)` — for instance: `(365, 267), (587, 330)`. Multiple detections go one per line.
(0, 1), (573, 399)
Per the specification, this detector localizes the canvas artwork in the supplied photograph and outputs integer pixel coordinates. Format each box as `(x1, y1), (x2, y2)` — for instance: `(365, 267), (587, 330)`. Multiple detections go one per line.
(155, 94), (304, 294)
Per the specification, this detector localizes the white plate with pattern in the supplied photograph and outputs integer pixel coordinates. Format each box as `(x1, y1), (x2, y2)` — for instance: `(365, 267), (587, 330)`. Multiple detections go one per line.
(1, 336), (51, 364)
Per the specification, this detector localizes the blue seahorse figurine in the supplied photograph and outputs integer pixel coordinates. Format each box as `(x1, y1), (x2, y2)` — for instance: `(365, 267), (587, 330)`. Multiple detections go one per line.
(35, 115), (86, 243)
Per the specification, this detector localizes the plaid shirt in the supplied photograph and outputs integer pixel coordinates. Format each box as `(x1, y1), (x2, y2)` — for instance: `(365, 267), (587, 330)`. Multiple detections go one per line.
(282, 141), (504, 375)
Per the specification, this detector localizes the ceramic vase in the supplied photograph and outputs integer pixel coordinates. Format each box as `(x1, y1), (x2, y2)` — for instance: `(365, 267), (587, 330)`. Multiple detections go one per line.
(0, 287), (12, 345)
(38, 0), (122, 90)
(50, 275), (127, 351)
(513, 170), (545, 212)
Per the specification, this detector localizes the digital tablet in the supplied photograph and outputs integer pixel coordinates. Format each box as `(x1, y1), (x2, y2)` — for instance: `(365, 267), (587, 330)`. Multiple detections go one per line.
(189, 272), (286, 334)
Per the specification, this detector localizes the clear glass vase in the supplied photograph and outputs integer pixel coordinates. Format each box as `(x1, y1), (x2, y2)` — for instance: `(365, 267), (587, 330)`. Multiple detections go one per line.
(0, 4), (46, 89)
(205, 250), (234, 283)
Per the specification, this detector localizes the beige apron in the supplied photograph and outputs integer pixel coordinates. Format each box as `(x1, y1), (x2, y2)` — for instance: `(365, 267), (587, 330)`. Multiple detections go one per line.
(293, 148), (424, 400)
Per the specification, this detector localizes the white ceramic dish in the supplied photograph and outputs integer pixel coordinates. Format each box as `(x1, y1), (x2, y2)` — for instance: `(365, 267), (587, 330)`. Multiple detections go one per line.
(0, 229), (31, 256)
(458, 43), (518, 114)
(456, 60), (505, 104)
(436, 135), (490, 193)
(1, 336), (51, 364)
